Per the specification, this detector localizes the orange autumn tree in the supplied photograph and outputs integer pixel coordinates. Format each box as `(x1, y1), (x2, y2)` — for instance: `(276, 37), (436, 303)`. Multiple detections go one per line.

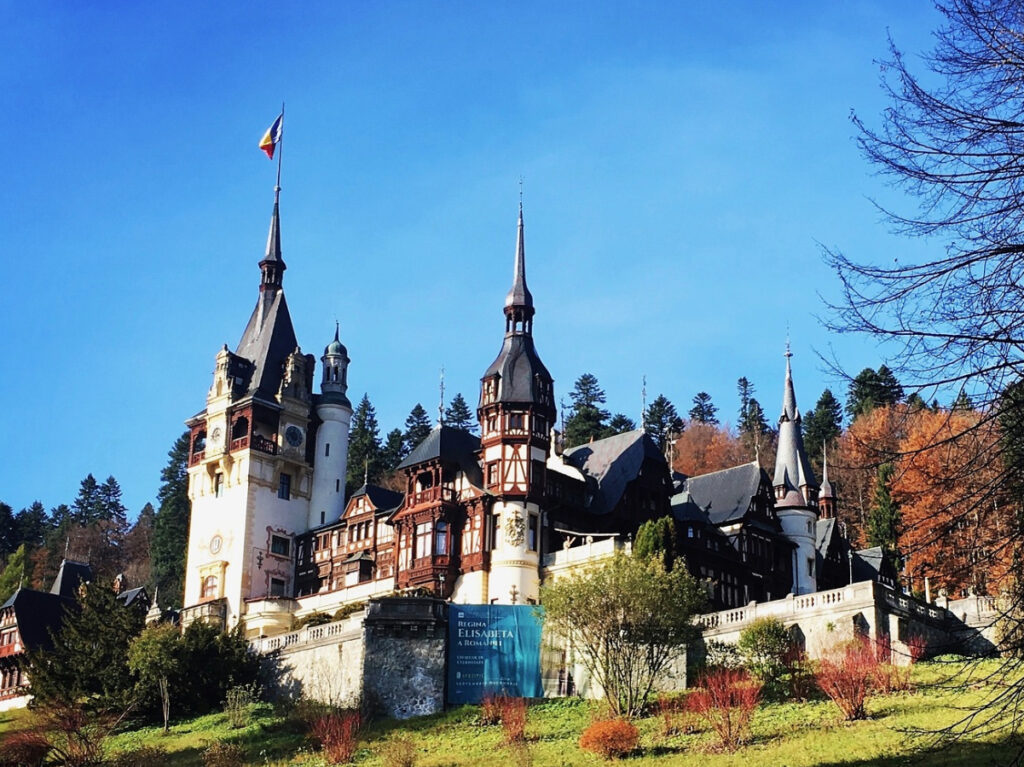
(892, 408), (1015, 596)
(672, 422), (749, 478)
(834, 405), (910, 547)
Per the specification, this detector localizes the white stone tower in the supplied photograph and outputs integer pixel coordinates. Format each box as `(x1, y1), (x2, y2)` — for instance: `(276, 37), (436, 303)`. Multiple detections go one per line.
(772, 345), (820, 595)
(477, 203), (556, 605)
(309, 324), (352, 528)
(182, 193), (315, 632)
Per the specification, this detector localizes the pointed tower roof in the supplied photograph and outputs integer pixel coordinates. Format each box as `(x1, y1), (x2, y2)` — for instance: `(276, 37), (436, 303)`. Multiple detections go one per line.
(235, 198), (299, 402)
(505, 203), (533, 312)
(482, 202), (553, 409)
(820, 442), (835, 499)
(772, 345), (818, 502)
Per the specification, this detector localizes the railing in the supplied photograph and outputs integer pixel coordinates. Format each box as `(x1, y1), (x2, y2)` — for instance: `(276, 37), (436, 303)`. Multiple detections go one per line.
(252, 435), (278, 456)
(697, 581), (876, 631)
(251, 613), (365, 655)
(409, 486), (458, 507)
(542, 537), (628, 568)
(189, 450), (205, 466)
(230, 435), (249, 452)
(0, 642), (22, 658)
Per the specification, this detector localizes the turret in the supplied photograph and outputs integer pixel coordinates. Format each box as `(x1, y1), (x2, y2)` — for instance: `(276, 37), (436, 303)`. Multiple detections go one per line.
(819, 443), (836, 520)
(474, 202), (555, 605)
(309, 324), (353, 528)
(771, 345), (820, 595)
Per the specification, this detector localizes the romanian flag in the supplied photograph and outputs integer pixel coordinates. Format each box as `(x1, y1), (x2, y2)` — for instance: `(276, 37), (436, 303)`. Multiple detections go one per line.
(259, 113), (283, 159)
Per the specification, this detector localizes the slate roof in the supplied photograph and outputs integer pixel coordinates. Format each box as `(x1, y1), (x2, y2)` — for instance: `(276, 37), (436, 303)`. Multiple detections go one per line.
(815, 517), (837, 557)
(50, 560), (93, 599)
(1, 588), (69, 651)
(235, 289), (299, 402)
(350, 484), (405, 513)
(772, 355), (818, 498)
(673, 462), (768, 526)
(396, 425), (483, 486)
(563, 430), (664, 515)
(117, 586), (148, 608)
(852, 546), (895, 583)
(481, 334), (552, 405)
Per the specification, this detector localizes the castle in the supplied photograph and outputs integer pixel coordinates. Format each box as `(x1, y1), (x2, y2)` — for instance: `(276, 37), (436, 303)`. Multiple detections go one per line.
(179, 189), (873, 639)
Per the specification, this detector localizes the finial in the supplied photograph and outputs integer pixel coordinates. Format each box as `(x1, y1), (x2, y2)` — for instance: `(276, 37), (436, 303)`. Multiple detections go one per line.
(364, 459), (368, 486)
(65, 536), (70, 558)
(822, 441), (830, 481)
(754, 442), (760, 465)
(334, 321), (340, 342)
(439, 365), (446, 425)
(519, 176), (523, 208)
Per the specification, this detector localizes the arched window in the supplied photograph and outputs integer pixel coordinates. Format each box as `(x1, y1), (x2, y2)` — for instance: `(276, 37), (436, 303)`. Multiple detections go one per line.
(201, 575), (219, 600)
(231, 416), (249, 440)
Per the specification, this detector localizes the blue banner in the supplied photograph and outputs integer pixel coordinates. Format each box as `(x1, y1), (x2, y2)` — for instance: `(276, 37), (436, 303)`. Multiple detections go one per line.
(447, 604), (544, 704)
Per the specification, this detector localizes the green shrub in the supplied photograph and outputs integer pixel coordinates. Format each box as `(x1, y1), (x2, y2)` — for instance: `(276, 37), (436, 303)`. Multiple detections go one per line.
(704, 639), (742, 670)
(202, 741), (245, 767)
(292, 612), (333, 630)
(224, 682), (260, 729)
(333, 602), (368, 621)
(738, 618), (791, 696)
(379, 736), (417, 767)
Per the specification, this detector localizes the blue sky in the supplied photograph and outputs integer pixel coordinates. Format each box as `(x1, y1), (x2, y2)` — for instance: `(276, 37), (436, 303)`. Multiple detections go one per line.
(1, 2), (944, 515)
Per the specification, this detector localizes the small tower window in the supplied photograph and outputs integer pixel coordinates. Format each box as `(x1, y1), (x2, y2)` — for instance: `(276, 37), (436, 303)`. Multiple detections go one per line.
(269, 577), (286, 597)
(527, 514), (538, 551)
(278, 473), (291, 500)
(271, 535), (291, 557)
(336, 479), (340, 493)
(435, 521), (449, 556)
(320, 511), (325, 525)
(201, 575), (218, 600)
(214, 473), (224, 497)
(325, 443), (330, 457)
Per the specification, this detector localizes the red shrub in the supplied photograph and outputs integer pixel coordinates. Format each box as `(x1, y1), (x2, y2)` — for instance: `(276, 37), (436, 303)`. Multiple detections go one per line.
(0, 730), (50, 767)
(310, 710), (362, 764)
(480, 692), (502, 725)
(906, 633), (928, 664)
(686, 669), (761, 750)
(497, 696), (528, 743)
(655, 693), (694, 736)
(579, 718), (639, 759)
(814, 639), (878, 720)
(873, 662), (912, 694)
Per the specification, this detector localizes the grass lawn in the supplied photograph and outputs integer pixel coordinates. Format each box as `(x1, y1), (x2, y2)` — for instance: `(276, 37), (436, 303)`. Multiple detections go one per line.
(3, 659), (1022, 766)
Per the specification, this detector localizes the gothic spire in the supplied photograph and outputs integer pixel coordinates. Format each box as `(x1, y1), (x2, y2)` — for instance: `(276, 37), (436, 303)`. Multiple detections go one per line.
(259, 200), (286, 293)
(504, 203), (535, 333)
(820, 442), (835, 499)
(772, 344), (818, 503)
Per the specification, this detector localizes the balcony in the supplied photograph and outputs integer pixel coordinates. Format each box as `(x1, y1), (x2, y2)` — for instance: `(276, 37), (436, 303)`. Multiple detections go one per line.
(251, 435), (278, 456)
(230, 435), (250, 452)
(408, 486), (458, 508)
(180, 598), (228, 630)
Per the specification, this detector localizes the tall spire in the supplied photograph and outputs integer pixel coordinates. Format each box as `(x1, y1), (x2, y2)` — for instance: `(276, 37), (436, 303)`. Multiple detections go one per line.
(504, 202), (535, 334)
(772, 343), (818, 503)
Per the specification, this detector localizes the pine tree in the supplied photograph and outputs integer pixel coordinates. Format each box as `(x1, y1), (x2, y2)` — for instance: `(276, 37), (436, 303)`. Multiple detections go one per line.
(26, 582), (146, 713)
(381, 428), (406, 471)
(151, 432), (191, 607)
(634, 516), (679, 572)
(0, 503), (15, 560)
(847, 366), (904, 420)
(71, 474), (103, 526)
(867, 462), (901, 568)
(607, 413), (637, 435)
(403, 403), (432, 454)
(98, 476), (128, 531)
(348, 394), (383, 493)
(565, 374), (611, 447)
(445, 393), (477, 433)
(737, 377), (755, 427)
(738, 378), (773, 453)
(644, 395), (683, 450)
(0, 545), (27, 604)
(14, 501), (49, 550)
(802, 388), (844, 473)
(688, 392), (719, 425)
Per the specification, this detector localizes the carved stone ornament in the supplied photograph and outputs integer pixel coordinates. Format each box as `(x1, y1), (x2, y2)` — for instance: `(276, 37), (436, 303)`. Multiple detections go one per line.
(505, 509), (526, 547)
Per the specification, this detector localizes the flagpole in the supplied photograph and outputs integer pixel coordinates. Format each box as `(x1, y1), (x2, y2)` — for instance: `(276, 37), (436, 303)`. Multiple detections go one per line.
(275, 101), (284, 205)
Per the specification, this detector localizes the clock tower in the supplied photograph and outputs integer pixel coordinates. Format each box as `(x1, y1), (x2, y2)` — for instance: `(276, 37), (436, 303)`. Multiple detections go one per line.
(477, 203), (556, 604)
(182, 196), (316, 630)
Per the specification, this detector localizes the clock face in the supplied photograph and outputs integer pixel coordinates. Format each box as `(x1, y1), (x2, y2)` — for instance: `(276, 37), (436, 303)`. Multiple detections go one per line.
(210, 427), (223, 445)
(210, 535), (223, 555)
(285, 425), (304, 447)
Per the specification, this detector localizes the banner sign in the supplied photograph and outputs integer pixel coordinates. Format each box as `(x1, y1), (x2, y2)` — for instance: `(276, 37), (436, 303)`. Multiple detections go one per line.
(447, 604), (544, 704)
